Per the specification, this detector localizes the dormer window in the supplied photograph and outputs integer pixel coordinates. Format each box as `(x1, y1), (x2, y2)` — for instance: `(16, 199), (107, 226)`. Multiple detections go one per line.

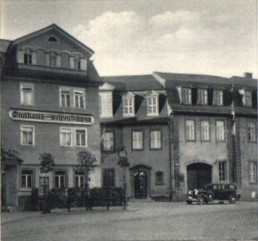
(243, 91), (252, 107)
(48, 36), (57, 42)
(198, 89), (208, 105)
(182, 88), (192, 105)
(46, 51), (61, 68)
(146, 91), (159, 116)
(17, 49), (36, 65)
(24, 50), (32, 64)
(123, 93), (135, 117)
(70, 54), (87, 71)
(213, 90), (223, 106)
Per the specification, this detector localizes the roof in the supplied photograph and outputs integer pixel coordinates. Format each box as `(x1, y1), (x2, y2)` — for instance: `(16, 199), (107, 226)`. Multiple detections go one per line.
(230, 76), (257, 88)
(0, 40), (12, 52)
(11, 24), (94, 56)
(102, 75), (164, 91)
(154, 72), (231, 88)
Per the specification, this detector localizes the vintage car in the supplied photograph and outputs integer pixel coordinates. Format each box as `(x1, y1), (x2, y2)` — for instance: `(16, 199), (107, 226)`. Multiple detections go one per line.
(186, 183), (241, 205)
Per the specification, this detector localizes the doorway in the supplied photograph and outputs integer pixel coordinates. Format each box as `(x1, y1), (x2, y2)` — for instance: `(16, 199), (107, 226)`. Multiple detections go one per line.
(187, 163), (212, 190)
(134, 171), (147, 199)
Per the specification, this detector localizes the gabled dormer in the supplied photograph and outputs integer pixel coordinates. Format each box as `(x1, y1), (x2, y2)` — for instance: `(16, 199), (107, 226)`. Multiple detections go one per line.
(238, 88), (252, 107)
(9, 24), (93, 76)
(146, 90), (159, 116)
(122, 92), (135, 117)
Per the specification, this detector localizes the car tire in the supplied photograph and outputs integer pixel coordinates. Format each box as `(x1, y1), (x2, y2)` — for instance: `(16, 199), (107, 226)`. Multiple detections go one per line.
(197, 196), (205, 205)
(229, 195), (237, 204)
(186, 200), (192, 205)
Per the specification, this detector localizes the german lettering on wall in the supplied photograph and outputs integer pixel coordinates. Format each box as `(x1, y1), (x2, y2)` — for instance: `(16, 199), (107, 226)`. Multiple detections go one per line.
(9, 109), (94, 125)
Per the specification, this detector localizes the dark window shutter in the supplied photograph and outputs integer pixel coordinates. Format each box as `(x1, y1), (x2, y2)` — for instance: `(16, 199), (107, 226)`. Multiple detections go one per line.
(208, 89), (213, 106)
(191, 88), (198, 105)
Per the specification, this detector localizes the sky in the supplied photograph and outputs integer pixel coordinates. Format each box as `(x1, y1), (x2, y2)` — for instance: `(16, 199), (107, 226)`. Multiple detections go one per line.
(0, 0), (257, 78)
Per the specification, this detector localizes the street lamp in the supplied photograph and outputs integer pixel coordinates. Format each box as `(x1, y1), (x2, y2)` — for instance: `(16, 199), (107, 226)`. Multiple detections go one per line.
(117, 146), (130, 210)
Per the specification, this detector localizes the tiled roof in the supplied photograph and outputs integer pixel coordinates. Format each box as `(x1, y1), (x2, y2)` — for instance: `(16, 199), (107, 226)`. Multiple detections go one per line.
(102, 75), (164, 91)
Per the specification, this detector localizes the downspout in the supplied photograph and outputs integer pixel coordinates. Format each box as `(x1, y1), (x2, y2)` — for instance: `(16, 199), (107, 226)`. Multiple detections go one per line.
(168, 113), (174, 202)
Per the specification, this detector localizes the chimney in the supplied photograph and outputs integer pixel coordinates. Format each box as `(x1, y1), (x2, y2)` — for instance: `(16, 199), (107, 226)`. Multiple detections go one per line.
(244, 72), (253, 78)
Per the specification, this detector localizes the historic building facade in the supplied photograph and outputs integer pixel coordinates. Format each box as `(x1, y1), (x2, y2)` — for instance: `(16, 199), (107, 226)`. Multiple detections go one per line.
(1, 24), (103, 208)
(100, 72), (257, 201)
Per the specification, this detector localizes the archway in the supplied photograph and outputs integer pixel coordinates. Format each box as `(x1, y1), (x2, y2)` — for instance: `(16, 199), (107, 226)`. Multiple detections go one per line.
(187, 163), (212, 190)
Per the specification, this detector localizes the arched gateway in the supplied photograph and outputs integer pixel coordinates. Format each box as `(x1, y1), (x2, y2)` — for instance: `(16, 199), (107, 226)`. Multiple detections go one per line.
(187, 163), (212, 190)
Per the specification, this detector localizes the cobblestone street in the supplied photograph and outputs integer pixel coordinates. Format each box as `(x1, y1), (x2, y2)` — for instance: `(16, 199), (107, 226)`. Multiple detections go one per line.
(2, 201), (258, 241)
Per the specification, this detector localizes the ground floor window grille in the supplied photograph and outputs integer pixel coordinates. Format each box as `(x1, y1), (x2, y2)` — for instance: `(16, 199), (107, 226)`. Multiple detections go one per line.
(103, 169), (115, 187)
(249, 162), (257, 183)
(55, 171), (66, 188)
(155, 171), (164, 185)
(21, 170), (33, 188)
(75, 172), (85, 188)
(218, 161), (226, 181)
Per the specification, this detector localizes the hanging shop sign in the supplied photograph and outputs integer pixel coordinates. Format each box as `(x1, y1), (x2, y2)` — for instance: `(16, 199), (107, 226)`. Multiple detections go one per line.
(9, 109), (94, 125)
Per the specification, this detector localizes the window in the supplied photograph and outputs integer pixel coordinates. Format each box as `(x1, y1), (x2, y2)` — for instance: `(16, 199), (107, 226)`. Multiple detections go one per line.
(182, 88), (192, 104)
(132, 131), (143, 150)
(244, 91), (252, 107)
(213, 90), (223, 106)
(55, 171), (66, 188)
(70, 55), (87, 71)
(198, 89), (208, 105)
(186, 120), (195, 141)
(46, 52), (61, 68)
(155, 171), (164, 185)
(20, 83), (34, 105)
(74, 91), (85, 108)
(248, 122), (256, 142)
(147, 94), (159, 116)
(201, 121), (210, 141)
(59, 127), (87, 147)
(21, 170), (33, 188)
(150, 130), (161, 149)
(103, 169), (115, 187)
(60, 128), (72, 146)
(20, 125), (34, 146)
(99, 92), (113, 118)
(216, 121), (225, 141)
(123, 95), (135, 116)
(17, 49), (36, 65)
(249, 162), (257, 183)
(60, 90), (71, 107)
(218, 161), (226, 181)
(103, 132), (114, 151)
(75, 171), (84, 188)
(48, 36), (57, 42)
(24, 50), (32, 64)
(75, 129), (87, 147)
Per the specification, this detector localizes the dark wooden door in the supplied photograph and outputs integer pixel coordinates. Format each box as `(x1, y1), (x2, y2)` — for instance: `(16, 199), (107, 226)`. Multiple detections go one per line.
(187, 163), (212, 190)
(134, 171), (147, 199)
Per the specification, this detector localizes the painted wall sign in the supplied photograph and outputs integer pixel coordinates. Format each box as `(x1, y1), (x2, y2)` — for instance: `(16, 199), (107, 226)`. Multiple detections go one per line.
(9, 109), (94, 125)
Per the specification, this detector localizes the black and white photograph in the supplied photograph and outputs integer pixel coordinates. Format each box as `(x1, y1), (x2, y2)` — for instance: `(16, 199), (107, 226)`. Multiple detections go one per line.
(1, 0), (257, 240)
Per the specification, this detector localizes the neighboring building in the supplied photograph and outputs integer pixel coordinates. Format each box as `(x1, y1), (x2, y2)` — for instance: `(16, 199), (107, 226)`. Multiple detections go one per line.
(100, 72), (257, 201)
(1, 24), (103, 208)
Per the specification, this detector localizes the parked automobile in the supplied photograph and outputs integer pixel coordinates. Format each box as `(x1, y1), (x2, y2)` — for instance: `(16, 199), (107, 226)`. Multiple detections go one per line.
(186, 183), (241, 205)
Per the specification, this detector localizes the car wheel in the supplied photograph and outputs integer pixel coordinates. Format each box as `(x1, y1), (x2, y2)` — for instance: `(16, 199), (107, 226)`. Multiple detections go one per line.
(229, 195), (236, 204)
(186, 200), (192, 205)
(197, 196), (205, 205)
(207, 192), (214, 201)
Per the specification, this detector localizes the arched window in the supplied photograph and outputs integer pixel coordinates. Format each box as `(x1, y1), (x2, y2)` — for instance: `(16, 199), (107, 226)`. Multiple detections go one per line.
(155, 171), (164, 185)
(48, 37), (57, 42)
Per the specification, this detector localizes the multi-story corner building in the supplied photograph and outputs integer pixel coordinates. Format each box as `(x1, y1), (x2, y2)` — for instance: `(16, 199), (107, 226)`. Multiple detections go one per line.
(1, 24), (103, 208)
(100, 72), (257, 201)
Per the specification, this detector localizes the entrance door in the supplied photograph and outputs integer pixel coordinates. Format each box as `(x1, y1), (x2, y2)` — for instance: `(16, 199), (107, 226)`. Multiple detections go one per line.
(134, 171), (147, 199)
(187, 163), (212, 190)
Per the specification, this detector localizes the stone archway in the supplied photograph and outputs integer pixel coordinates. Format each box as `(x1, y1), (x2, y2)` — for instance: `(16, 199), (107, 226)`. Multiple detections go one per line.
(187, 163), (212, 190)
(129, 165), (151, 199)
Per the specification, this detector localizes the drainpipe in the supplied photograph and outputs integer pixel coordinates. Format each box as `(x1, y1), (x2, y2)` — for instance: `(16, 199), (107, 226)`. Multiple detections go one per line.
(168, 114), (174, 202)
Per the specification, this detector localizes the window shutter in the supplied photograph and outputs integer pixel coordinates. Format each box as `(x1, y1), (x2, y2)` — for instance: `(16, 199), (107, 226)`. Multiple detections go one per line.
(45, 53), (50, 66)
(80, 59), (87, 71)
(32, 52), (37, 65)
(69, 56), (74, 69)
(17, 50), (24, 63)
(56, 55), (61, 68)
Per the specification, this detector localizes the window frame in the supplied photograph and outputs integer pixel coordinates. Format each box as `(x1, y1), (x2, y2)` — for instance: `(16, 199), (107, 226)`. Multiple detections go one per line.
(75, 171), (85, 188)
(20, 169), (34, 189)
(150, 130), (162, 150)
(59, 87), (71, 108)
(123, 94), (135, 117)
(132, 130), (144, 151)
(182, 88), (192, 105)
(248, 122), (256, 142)
(102, 131), (115, 152)
(218, 161), (226, 181)
(146, 93), (159, 116)
(244, 91), (252, 107)
(20, 82), (34, 106)
(200, 120), (210, 142)
(249, 161), (257, 184)
(74, 89), (86, 109)
(20, 125), (35, 146)
(155, 171), (164, 185)
(216, 120), (225, 142)
(213, 90), (223, 106)
(75, 128), (87, 147)
(185, 120), (195, 141)
(54, 170), (67, 189)
(60, 127), (73, 147)
(198, 89), (208, 105)
(59, 127), (87, 148)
